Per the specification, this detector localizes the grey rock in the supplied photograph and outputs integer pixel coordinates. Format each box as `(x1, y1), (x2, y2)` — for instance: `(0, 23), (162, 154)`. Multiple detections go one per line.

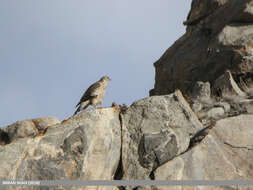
(217, 23), (253, 46)
(190, 81), (212, 113)
(214, 102), (231, 112)
(152, 114), (253, 190)
(244, 100), (253, 114)
(213, 70), (247, 98)
(192, 81), (211, 101)
(206, 107), (225, 119)
(122, 90), (203, 180)
(1, 117), (60, 143)
(191, 101), (203, 112)
(0, 108), (121, 190)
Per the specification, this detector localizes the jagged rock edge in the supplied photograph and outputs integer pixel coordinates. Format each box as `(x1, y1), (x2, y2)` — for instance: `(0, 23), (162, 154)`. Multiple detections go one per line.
(148, 121), (215, 181)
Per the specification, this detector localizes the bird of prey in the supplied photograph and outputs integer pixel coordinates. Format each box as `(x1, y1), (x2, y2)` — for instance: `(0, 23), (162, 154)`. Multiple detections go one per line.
(74, 76), (111, 115)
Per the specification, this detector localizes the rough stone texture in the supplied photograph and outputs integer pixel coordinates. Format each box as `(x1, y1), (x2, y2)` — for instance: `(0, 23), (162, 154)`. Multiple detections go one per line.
(206, 107), (225, 119)
(189, 80), (253, 125)
(190, 81), (213, 114)
(239, 0), (253, 22)
(192, 81), (211, 101)
(191, 101), (203, 113)
(0, 108), (121, 190)
(151, 114), (253, 190)
(150, 0), (253, 97)
(214, 102), (231, 112)
(121, 90), (204, 180)
(244, 100), (253, 113)
(184, 0), (229, 30)
(213, 70), (247, 98)
(1, 117), (60, 143)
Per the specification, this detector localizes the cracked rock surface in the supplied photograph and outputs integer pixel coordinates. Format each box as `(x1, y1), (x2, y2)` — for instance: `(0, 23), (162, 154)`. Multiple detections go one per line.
(150, 114), (253, 190)
(0, 108), (121, 190)
(1, 117), (59, 144)
(0, 91), (253, 190)
(121, 90), (204, 180)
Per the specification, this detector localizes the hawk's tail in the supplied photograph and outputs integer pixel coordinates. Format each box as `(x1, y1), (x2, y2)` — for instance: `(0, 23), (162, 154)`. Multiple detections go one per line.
(73, 100), (90, 115)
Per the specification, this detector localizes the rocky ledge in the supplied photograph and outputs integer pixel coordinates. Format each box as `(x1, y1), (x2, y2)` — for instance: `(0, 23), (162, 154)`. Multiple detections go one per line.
(1, 88), (253, 190)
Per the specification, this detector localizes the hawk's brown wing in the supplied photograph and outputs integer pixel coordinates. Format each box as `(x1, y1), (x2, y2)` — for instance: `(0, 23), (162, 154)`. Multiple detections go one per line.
(75, 81), (101, 107)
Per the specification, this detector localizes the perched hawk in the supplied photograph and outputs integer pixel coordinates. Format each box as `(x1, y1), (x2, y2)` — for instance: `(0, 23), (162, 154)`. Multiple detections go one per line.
(74, 76), (111, 115)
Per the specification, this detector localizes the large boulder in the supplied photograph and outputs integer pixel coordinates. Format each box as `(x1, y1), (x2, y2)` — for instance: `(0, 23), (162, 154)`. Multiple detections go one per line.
(121, 90), (204, 180)
(0, 108), (121, 190)
(150, 0), (253, 97)
(152, 114), (253, 190)
(1, 117), (59, 144)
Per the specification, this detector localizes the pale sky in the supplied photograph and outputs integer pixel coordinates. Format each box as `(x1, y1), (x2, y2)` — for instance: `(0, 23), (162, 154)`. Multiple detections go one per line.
(0, 1), (191, 127)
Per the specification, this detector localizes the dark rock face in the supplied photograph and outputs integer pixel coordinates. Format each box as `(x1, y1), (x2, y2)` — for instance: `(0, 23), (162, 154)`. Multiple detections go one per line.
(150, 0), (253, 96)
(0, 129), (10, 145)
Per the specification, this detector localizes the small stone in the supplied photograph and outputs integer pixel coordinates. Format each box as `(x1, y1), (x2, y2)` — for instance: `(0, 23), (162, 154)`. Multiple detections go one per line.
(214, 102), (231, 112)
(207, 107), (225, 119)
(191, 101), (203, 112)
(2, 117), (59, 143)
(192, 81), (211, 101)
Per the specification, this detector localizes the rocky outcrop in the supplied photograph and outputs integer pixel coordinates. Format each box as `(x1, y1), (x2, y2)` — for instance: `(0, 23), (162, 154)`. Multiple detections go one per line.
(1, 117), (59, 144)
(150, 0), (253, 97)
(213, 70), (248, 98)
(188, 79), (251, 126)
(0, 89), (253, 190)
(121, 90), (203, 180)
(0, 108), (121, 190)
(1, 1), (253, 190)
(153, 114), (253, 190)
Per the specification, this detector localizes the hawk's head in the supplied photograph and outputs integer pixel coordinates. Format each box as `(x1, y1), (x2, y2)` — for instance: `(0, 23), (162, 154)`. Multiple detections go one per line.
(100, 76), (111, 82)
